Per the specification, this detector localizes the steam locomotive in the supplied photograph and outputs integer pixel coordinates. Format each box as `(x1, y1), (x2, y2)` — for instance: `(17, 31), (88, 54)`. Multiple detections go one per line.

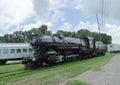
(22, 26), (106, 69)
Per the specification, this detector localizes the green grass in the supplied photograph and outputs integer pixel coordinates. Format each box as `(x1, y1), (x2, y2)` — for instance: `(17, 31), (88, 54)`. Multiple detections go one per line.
(65, 80), (93, 85)
(0, 53), (117, 85)
(0, 63), (23, 73)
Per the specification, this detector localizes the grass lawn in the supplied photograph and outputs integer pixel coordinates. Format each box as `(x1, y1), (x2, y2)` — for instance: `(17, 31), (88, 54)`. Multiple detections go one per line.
(0, 53), (117, 85)
(0, 63), (23, 73)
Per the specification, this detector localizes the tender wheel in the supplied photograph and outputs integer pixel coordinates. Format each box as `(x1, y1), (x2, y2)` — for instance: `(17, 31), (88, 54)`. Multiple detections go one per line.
(0, 60), (7, 65)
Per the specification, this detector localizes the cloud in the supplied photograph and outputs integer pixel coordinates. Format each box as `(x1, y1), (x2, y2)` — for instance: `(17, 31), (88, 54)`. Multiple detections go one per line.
(32, 0), (51, 21)
(0, 0), (33, 34)
(59, 22), (72, 31)
(0, 0), (66, 35)
(79, 0), (102, 16)
(75, 0), (120, 24)
(32, 0), (66, 22)
(73, 0), (82, 10)
(51, 10), (65, 22)
(75, 21), (99, 32)
(106, 24), (120, 44)
(15, 21), (52, 32)
(49, 0), (68, 10)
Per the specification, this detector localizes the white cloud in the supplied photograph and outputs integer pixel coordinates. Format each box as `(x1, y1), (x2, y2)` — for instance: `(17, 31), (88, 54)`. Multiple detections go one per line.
(32, 0), (65, 22)
(73, 0), (82, 10)
(51, 10), (65, 22)
(0, 0), (66, 35)
(0, 0), (33, 34)
(106, 24), (120, 44)
(75, 22), (99, 32)
(79, 0), (102, 16)
(75, 0), (120, 24)
(49, 0), (68, 10)
(15, 21), (52, 32)
(59, 22), (72, 31)
(32, 0), (51, 21)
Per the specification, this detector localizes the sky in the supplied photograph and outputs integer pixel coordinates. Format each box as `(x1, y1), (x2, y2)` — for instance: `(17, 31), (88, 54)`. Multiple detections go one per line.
(0, 0), (120, 44)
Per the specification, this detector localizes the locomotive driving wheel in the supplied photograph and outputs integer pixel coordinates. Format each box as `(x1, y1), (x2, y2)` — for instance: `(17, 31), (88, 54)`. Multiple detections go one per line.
(47, 51), (57, 65)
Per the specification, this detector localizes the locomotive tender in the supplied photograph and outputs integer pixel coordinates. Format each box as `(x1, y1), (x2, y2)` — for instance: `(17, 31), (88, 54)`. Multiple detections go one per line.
(22, 26), (106, 69)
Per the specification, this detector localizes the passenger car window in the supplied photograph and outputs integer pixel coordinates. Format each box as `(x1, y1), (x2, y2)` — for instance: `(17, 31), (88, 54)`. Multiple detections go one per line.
(10, 49), (15, 53)
(17, 49), (21, 53)
(3, 49), (8, 54)
(23, 49), (27, 53)
(29, 48), (32, 52)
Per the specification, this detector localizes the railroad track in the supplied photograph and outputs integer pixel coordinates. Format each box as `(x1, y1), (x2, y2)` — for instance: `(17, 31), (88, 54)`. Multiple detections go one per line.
(0, 69), (30, 80)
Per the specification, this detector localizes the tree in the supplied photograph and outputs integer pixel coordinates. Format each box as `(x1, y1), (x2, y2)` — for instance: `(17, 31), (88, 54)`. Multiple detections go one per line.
(76, 29), (92, 37)
(57, 29), (112, 44)
(101, 34), (112, 44)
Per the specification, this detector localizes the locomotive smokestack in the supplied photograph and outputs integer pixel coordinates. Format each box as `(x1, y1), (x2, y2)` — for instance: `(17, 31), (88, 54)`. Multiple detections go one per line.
(40, 25), (47, 35)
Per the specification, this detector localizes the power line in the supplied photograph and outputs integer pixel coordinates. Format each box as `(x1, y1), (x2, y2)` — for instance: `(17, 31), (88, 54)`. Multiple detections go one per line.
(101, 0), (105, 31)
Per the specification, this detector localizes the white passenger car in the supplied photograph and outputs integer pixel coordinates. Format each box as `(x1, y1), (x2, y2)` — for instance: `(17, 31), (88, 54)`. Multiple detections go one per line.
(0, 43), (32, 65)
(107, 44), (120, 52)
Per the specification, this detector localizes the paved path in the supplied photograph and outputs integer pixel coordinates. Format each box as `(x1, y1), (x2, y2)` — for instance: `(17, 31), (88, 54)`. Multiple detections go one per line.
(72, 54), (120, 85)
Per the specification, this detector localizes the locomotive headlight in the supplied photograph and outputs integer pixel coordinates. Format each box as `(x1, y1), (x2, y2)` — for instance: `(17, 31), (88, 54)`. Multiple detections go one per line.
(32, 57), (36, 61)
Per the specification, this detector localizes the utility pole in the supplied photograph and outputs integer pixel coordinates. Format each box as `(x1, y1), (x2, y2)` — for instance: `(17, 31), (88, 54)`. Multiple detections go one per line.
(96, 0), (104, 41)
(96, 14), (101, 41)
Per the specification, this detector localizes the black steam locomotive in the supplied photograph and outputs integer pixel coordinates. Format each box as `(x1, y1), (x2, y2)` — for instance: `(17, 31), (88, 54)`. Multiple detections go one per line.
(22, 26), (106, 69)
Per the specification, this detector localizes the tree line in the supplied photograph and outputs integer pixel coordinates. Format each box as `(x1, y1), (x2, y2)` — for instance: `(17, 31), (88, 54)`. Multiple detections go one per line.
(57, 29), (112, 44)
(0, 25), (112, 44)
